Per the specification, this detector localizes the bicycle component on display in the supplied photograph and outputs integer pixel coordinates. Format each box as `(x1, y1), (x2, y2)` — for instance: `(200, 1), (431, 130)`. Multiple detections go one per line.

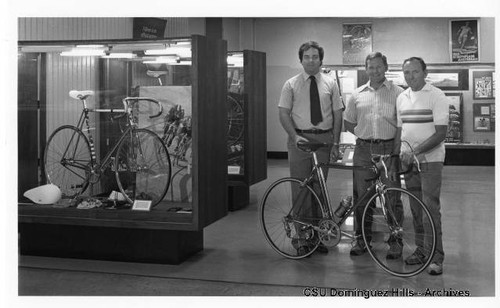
(318, 219), (341, 247)
(334, 195), (353, 221)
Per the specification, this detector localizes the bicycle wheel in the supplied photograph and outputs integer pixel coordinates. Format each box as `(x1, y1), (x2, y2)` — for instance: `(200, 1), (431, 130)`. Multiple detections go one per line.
(43, 125), (92, 198)
(115, 128), (171, 207)
(362, 187), (436, 277)
(260, 177), (322, 259)
(227, 94), (244, 147)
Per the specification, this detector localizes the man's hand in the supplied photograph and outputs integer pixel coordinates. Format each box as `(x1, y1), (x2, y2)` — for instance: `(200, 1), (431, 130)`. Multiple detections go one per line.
(330, 145), (340, 162)
(294, 135), (309, 148)
(400, 150), (414, 166)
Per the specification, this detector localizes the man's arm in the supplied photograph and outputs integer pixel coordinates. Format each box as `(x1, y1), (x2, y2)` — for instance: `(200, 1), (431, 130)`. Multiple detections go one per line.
(344, 120), (356, 134)
(413, 125), (447, 156)
(279, 107), (308, 144)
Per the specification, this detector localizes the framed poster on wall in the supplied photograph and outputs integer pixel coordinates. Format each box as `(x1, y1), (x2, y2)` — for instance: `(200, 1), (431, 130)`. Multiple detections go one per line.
(450, 19), (479, 63)
(473, 103), (495, 132)
(444, 93), (463, 143)
(473, 70), (495, 99)
(358, 69), (469, 91)
(342, 23), (372, 65)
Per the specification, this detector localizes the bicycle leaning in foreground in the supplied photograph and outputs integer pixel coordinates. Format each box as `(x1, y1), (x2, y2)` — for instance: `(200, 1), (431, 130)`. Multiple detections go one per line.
(259, 141), (436, 277)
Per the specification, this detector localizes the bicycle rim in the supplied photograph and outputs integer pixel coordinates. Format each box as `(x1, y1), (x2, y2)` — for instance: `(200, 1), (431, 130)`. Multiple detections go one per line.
(227, 94), (244, 146)
(362, 187), (436, 277)
(259, 178), (321, 259)
(115, 129), (172, 207)
(43, 125), (91, 198)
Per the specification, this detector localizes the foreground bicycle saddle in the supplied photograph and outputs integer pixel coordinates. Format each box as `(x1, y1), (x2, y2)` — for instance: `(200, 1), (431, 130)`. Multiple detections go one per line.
(296, 141), (331, 152)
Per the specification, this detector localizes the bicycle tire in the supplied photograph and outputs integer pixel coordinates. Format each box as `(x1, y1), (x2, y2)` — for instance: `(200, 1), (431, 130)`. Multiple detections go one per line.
(260, 177), (322, 259)
(361, 187), (436, 277)
(114, 128), (171, 207)
(227, 94), (244, 147)
(43, 125), (92, 198)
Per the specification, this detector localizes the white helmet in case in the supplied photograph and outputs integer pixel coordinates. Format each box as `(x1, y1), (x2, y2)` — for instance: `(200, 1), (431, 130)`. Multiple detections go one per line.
(23, 184), (62, 205)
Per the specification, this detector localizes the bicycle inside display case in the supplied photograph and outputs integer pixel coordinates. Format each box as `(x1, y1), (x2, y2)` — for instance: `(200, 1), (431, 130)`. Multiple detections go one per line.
(225, 50), (267, 210)
(18, 35), (228, 264)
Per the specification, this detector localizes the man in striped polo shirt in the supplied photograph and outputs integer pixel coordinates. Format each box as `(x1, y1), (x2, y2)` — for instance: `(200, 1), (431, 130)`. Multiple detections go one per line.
(392, 57), (449, 275)
(344, 52), (404, 257)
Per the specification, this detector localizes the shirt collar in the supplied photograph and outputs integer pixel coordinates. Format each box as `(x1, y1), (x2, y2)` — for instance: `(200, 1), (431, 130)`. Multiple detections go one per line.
(360, 79), (392, 92)
(302, 71), (322, 81)
(404, 82), (432, 97)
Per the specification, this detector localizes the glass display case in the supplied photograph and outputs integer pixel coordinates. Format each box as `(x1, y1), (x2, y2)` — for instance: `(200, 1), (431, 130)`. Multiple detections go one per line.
(225, 50), (267, 210)
(18, 35), (228, 263)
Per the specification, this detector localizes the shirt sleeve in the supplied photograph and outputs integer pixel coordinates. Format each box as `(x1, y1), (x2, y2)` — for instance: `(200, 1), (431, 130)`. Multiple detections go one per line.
(396, 95), (403, 128)
(278, 80), (293, 110)
(331, 81), (343, 111)
(343, 92), (357, 123)
(432, 90), (450, 126)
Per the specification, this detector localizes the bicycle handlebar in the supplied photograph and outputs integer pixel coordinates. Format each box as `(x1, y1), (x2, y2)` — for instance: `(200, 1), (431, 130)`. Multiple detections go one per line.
(122, 97), (164, 119)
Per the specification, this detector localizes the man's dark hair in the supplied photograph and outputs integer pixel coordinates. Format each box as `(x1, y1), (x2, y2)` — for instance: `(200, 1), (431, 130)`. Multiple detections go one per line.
(365, 52), (388, 69)
(402, 56), (427, 71)
(298, 41), (324, 62)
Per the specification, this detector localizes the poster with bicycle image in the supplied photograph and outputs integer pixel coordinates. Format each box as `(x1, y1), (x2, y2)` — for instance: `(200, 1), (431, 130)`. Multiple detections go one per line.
(450, 19), (479, 62)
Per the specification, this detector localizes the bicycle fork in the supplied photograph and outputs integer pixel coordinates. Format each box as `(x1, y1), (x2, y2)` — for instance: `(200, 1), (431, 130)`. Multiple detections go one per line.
(376, 183), (403, 239)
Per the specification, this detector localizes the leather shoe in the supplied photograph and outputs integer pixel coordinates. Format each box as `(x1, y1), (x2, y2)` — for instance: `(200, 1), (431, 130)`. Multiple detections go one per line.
(297, 246), (311, 258)
(350, 240), (367, 256)
(427, 262), (443, 275)
(386, 242), (403, 259)
(315, 243), (329, 254)
(405, 248), (427, 265)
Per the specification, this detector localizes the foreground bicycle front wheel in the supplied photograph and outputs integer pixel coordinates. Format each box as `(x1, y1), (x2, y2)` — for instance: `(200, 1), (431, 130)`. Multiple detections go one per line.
(44, 125), (92, 198)
(362, 187), (436, 277)
(115, 128), (171, 207)
(260, 177), (322, 259)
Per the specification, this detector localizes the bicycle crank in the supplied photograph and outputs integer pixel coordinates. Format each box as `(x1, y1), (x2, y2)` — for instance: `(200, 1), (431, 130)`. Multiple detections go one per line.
(318, 219), (341, 247)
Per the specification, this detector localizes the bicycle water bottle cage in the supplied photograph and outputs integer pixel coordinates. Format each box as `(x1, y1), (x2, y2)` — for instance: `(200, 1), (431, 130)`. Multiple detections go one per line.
(297, 141), (329, 152)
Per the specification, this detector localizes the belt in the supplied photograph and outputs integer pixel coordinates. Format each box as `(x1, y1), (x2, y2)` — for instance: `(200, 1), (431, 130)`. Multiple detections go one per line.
(358, 138), (394, 144)
(295, 128), (332, 134)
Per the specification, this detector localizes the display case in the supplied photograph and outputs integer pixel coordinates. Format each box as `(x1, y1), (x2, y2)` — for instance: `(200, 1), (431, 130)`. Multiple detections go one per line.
(226, 50), (267, 210)
(18, 35), (228, 263)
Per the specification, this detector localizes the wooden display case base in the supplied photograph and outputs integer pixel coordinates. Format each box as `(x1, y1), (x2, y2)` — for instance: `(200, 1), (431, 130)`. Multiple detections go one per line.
(228, 184), (249, 211)
(19, 223), (203, 265)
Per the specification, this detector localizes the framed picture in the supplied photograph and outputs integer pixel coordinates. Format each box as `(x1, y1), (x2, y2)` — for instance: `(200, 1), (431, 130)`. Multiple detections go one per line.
(342, 23), (372, 65)
(444, 93), (463, 143)
(450, 19), (479, 62)
(473, 70), (495, 99)
(473, 103), (495, 131)
(358, 69), (469, 90)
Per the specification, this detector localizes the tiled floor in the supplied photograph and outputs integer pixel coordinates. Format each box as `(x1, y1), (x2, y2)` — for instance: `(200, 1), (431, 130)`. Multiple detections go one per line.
(17, 160), (496, 299)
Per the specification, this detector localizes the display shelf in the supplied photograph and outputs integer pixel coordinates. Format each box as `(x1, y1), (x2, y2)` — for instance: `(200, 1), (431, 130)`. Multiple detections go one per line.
(445, 143), (494, 166)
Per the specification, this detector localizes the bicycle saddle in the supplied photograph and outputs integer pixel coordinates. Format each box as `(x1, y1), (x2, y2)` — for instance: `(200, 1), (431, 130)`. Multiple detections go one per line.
(23, 184), (62, 205)
(146, 70), (168, 78)
(69, 90), (94, 100)
(297, 141), (330, 152)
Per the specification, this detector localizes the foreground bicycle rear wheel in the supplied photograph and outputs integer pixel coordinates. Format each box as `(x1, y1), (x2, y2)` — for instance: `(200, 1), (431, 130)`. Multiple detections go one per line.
(260, 177), (321, 259)
(362, 187), (436, 277)
(115, 128), (171, 207)
(44, 125), (92, 198)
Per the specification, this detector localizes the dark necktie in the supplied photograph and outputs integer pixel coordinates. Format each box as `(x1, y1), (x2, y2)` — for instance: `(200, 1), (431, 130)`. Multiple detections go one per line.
(309, 75), (322, 125)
